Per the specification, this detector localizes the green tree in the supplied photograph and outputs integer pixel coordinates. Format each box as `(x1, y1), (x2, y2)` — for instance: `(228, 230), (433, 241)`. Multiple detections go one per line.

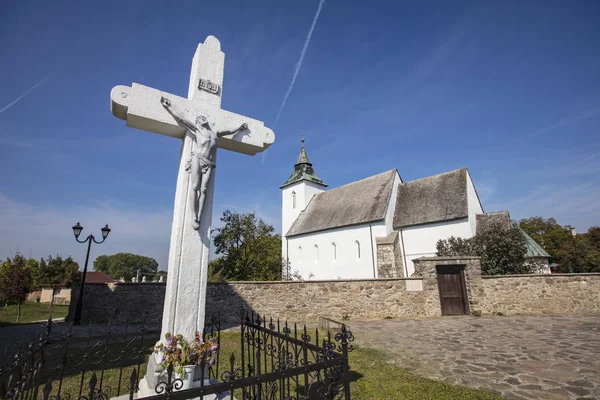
(28, 255), (80, 307)
(474, 223), (529, 275)
(93, 253), (159, 281)
(0, 254), (33, 322)
(555, 235), (600, 273)
(436, 236), (476, 257)
(210, 210), (283, 281)
(518, 217), (572, 260)
(436, 223), (530, 275)
(585, 226), (600, 252)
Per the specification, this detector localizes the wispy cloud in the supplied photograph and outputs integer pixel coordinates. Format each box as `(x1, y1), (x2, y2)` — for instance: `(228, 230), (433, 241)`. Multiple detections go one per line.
(273, 0), (325, 127)
(585, 151), (600, 162)
(525, 105), (600, 138)
(0, 78), (48, 115)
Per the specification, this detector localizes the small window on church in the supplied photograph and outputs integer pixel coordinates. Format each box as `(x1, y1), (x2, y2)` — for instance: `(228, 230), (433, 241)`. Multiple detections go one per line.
(355, 240), (361, 259)
(332, 242), (337, 260)
(298, 246), (302, 261)
(314, 245), (319, 261)
(292, 191), (296, 209)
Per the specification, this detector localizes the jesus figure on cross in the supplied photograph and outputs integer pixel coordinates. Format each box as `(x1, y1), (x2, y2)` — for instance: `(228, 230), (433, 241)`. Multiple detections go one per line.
(160, 96), (248, 230)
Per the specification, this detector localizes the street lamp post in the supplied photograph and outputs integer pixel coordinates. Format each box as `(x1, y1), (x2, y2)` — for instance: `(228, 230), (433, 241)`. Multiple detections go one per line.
(72, 222), (111, 325)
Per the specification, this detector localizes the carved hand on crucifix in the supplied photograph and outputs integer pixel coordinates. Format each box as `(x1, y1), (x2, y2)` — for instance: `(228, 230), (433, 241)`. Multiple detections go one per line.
(160, 96), (248, 230)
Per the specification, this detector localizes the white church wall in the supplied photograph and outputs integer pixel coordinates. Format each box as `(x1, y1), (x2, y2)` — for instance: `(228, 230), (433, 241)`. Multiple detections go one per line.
(401, 218), (472, 276)
(466, 170), (484, 235)
(281, 180), (326, 263)
(286, 223), (377, 280)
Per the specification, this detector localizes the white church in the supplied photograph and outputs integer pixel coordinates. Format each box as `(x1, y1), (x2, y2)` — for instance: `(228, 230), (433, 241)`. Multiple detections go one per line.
(281, 140), (549, 279)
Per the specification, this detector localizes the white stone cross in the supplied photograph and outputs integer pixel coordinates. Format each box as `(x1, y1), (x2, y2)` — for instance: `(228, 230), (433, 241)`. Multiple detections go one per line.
(109, 36), (274, 341)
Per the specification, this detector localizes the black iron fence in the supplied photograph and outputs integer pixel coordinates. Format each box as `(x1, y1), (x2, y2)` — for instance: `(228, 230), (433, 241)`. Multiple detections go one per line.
(1, 311), (353, 400)
(1, 316), (161, 400)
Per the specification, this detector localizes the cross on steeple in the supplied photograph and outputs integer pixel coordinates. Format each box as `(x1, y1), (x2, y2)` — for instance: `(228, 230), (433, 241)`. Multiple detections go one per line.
(281, 137), (327, 189)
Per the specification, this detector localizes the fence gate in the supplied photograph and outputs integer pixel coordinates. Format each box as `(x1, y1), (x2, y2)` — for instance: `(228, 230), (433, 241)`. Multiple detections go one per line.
(436, 265), (470, 315)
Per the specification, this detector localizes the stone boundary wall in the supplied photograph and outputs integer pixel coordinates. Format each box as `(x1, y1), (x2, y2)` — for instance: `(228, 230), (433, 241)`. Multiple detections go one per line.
(205, 278), (431, 322)
(69, 282), (167, 324)
(480, 273), (600, 315)
(70, 266), (600, 324)
(71, 278), (432, 323)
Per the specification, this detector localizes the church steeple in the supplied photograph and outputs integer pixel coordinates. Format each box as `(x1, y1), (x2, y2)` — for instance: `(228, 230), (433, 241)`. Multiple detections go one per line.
(280, 137), (327, 189)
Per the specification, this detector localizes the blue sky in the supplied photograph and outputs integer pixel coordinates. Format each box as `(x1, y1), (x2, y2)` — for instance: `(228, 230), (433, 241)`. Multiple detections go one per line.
(0, 0), (598, 269)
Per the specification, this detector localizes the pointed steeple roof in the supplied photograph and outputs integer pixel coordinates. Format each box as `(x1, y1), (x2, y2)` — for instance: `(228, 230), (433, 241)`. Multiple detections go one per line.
(280, 137), (327, 189)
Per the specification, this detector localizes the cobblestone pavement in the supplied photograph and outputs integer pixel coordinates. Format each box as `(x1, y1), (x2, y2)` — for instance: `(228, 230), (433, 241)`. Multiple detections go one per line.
(351, 315), (600, 400)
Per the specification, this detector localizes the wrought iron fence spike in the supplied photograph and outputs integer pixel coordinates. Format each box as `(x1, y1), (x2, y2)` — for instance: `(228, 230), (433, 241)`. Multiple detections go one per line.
(129, 368), (137, 399)
(89, 372), (98, 392)
(43, 380), (52, 400)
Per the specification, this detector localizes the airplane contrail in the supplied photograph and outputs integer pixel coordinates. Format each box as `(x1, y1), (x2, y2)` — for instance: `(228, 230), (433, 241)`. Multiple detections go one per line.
(0, 78), (48, 115)
(273, 0), (325, 127)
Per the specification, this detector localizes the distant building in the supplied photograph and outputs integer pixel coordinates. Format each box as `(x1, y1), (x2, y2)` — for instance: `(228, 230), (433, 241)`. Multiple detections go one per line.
(83, 271), (117, 284)
(27, 271), (116, 305)
(281, 140), (550, 279)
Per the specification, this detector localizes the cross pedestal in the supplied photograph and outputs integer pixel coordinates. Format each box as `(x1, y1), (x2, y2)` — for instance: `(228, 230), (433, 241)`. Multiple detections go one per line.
(109, 35), (274, 395)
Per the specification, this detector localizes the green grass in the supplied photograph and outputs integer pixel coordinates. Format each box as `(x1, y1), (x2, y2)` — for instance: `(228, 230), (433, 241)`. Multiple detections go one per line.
(0, 302), (69, 326)
(33, 330), (501, 400)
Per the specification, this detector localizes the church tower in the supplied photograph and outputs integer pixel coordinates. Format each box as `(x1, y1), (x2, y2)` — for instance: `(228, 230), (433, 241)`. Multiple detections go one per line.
(281, 138), (327, 253)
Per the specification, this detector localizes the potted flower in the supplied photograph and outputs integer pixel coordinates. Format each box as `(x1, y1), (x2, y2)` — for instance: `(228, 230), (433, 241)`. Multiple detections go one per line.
(190, 331), (219, 380)
(154, 333), (196, 390)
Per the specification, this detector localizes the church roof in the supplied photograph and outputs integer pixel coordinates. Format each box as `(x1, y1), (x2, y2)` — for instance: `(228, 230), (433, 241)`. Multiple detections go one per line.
(476, 211), (551, 258)
(512, 221), (551, 258)
(280, 139), (327, 189)
(393, 168), (469, 228)
(286, 169), (397, 237)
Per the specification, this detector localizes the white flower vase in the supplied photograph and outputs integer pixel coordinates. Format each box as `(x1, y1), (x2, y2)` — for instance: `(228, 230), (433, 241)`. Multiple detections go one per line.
(176, 365), (196, 391)
(193, 362), (211, 381)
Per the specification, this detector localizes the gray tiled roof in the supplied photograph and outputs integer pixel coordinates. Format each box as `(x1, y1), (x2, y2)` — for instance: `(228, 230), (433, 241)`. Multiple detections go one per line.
(476, 211), (511, 235)
(393, 168), (469, 228)
(286, 170), (397, 237)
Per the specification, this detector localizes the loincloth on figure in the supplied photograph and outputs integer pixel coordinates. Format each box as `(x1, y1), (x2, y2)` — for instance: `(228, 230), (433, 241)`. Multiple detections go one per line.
(185, 152), (216, 173)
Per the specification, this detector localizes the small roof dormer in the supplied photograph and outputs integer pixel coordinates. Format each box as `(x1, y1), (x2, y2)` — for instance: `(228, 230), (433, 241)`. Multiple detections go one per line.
(280, 138), (327, 189)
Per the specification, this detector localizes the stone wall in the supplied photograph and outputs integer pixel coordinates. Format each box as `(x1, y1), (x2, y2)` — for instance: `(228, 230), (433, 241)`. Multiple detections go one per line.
(413, 256), (483, 315)
(71, 279), (433, 323)
(413, 257), (600, 316)
(69, 282), (166, 324)
(71, 258), (600, 324)
(205, 279), (432, 322)
(480, 274), (600, 315)
(376, 232), (404, 278)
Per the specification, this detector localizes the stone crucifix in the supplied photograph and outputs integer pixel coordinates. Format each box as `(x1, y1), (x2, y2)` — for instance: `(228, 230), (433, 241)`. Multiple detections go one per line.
(109, 36), (274, 341)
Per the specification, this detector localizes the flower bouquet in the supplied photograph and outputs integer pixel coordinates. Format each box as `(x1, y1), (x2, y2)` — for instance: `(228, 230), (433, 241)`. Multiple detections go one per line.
(153, 332), (219, 390)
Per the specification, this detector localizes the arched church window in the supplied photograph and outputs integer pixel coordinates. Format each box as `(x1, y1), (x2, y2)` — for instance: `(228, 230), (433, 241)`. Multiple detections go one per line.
(332, 242), (337, 260)
(314, 244), (319, 261)
(298, 246), (302, 261)
(355, 240), (361, 259)
(292, 191), (296, 209)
